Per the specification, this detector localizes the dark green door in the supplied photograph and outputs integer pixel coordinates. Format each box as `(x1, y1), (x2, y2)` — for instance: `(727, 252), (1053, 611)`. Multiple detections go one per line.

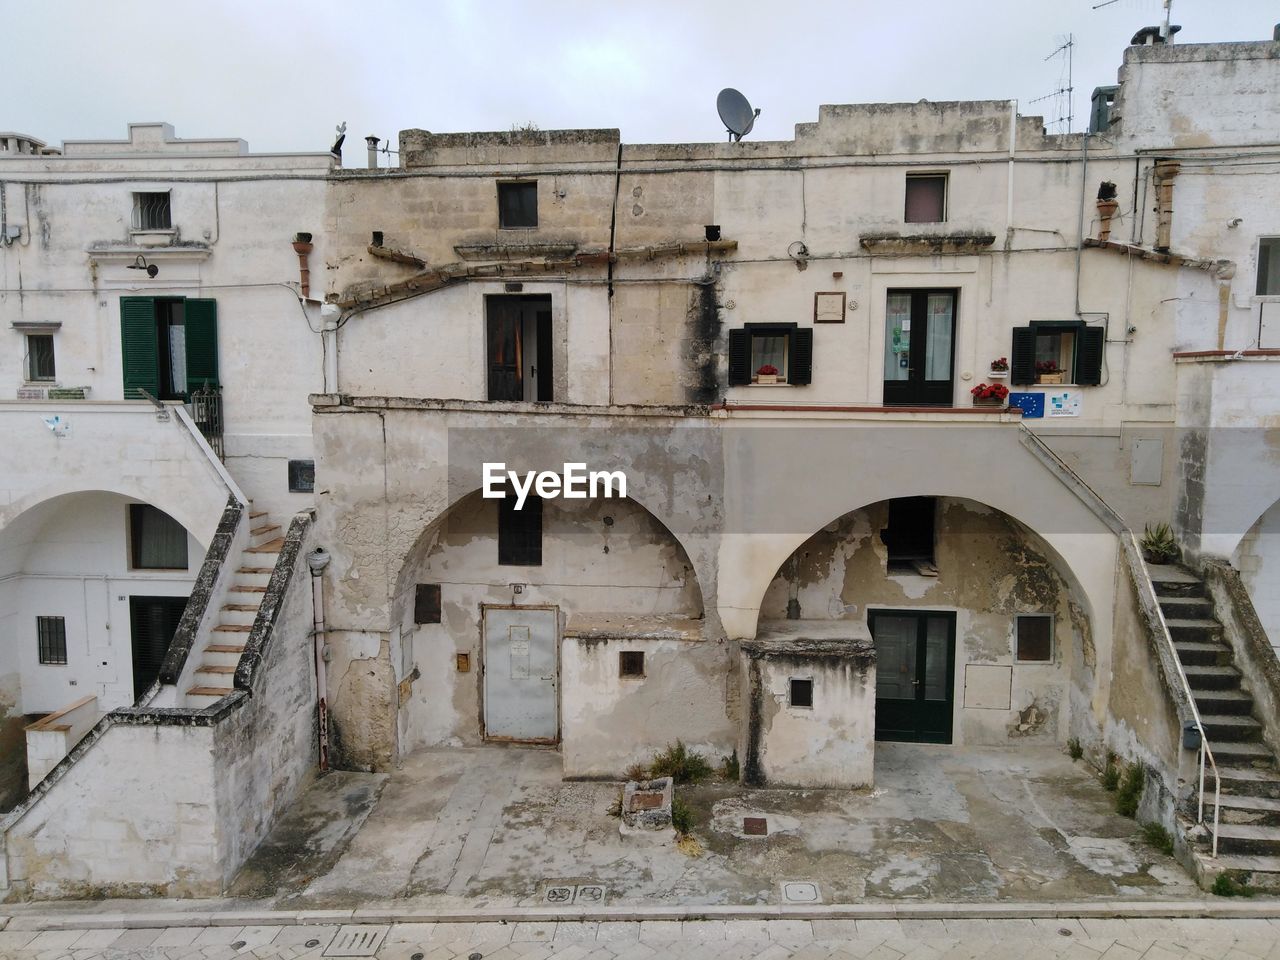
(870, 610), (956, 743)
(129, 595), (188, 702)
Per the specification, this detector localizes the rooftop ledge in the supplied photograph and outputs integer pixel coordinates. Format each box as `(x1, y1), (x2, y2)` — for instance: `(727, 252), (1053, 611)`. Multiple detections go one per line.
(564, 614), (704, 642)
(743, 619), (875, 660)
(1173, 349), (1280, 362)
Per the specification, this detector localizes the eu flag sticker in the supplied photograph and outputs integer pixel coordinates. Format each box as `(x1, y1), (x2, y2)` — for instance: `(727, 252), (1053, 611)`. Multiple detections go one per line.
(1008, 392), (1044, 418)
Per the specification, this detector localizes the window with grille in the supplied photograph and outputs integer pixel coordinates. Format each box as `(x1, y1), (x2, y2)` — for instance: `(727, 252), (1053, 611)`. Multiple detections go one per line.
(37, 616), (67, 665)
(129, 503), (189, 570)
(26, 334), (55, 381)
(132, 192), (172, 230)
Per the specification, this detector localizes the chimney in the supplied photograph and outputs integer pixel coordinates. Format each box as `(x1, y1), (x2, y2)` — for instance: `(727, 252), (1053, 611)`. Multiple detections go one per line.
(365, 135), (380, 170)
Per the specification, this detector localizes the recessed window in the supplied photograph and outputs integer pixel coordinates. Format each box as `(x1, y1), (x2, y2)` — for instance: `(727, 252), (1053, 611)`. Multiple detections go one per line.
(789, 677), (813, 708)
(727, 323), (814, 386)
(619, 651), (645, 678)
(882, 496), (936, 573)
(37, 616), (67, 665)
(1010, 322), (1104, 386)
(905, 174), (947, 223)
(132, 192), (172, 231)
(288, 459), (315, 493)
(26, 334), (55, 381)
(414, 583), (441, 624)
(1016, 615), (1054, 662)
(498, 181), (537, 229)
(497, 491), (542, 566)
(1259, 238), (1280, 296)
(129, 503), (188, 570)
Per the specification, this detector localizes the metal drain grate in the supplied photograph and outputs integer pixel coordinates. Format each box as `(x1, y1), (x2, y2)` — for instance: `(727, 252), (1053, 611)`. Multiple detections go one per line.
(323, 925), (389, 957)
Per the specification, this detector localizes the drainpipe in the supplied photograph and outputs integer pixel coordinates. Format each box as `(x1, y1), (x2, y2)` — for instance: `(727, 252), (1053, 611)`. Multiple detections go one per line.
(291, 233), (314, 299)
(307, 547), (332, 772)
(320, 303), (341, 394)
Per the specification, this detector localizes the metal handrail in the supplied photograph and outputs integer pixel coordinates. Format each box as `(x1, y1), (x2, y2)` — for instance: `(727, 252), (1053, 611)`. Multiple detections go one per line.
(1131, 531), (1221, 857)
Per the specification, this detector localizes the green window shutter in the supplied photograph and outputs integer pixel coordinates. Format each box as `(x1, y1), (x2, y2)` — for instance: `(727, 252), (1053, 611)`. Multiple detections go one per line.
(1075, 325), (1105, 385)
(120, 297), (159, 400)
(1010, 327), (1036, 385)
(788, 328), (814, 385)
(184, 298), (220, 391)
(727, 329), (751, 385)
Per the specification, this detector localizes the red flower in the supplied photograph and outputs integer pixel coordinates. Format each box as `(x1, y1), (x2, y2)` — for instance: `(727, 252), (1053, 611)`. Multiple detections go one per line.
(756, 364), (779, 376)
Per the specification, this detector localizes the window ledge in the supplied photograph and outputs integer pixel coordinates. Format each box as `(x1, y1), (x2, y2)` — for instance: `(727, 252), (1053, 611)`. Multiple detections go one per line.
(748, 382), (793, 387)
(129, 229), (177, 248)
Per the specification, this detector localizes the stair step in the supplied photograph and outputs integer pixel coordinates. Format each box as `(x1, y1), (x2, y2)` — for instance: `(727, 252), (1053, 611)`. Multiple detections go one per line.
(196, 663), (236, 674)
(221, 603), (260, 612)
(1159, 596), (1214, 619)
(1184, 665), (1243, 690)
(213, 624), (252, 633)
(1214, 824), (1280, 856)
(237, 567), (273, 575)
(1149, 564), (1205, 598)
(205, 644), (245, 654)
(247, 538), (284, 554)
(1166, 618), (1224, 642)
(228, 585), (268, 594)
(1218, 766), (1280, 799)
(1197, 853), (1280, 880)
(1203, 714), (1264, 741)
(1208, 793), (1280, 827)
(187, 686), (231, 698)
(1211, 741), (1275, 764)
(1175, 641), (1232, 667)
(249, 511), (268, 520)
(1192, 689), (1255, 715)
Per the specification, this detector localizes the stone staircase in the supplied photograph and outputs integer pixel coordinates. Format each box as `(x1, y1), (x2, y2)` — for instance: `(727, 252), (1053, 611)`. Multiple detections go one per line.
(1152, 564), (1280, 884)
(185, 510), (284, 707)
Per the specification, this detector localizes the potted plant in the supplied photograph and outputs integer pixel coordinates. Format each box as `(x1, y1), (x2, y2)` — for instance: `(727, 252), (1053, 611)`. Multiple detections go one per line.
(1140, 523), (1180, 565)
(1036, 360), (1065, 385)
(989, 357), (1009, 378)
(755, 364), (780, 385)
(970, 382), (1010, 407)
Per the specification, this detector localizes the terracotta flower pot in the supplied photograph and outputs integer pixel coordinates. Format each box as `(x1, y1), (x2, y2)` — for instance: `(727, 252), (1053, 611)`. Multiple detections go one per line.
(1096, 198), (1120, 242)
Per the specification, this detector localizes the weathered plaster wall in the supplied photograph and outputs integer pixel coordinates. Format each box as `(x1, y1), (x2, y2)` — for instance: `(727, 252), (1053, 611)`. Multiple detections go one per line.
(0, 672), (26, 813)
(758, 499), (1088, 745)
(3, 721), (222, 898)
(560, 629), (733, 779)
(1236, 501), (1280, 652)
(396, 492), (704, 753)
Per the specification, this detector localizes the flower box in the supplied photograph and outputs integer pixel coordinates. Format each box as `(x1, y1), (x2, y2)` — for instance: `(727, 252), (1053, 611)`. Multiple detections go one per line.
(988, 369), (1008, 379)
(972, 396), (1005, 407)
(1037, 372), (1065, 385)
(755, 374), (779, 384)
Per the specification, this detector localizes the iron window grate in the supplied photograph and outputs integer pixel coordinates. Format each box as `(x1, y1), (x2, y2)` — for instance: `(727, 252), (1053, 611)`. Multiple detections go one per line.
(37, 616), (67, 665)
(132, 192), (172, 230)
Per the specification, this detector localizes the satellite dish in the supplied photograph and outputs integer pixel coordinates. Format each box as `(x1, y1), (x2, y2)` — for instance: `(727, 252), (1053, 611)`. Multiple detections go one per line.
(717, 88), (761, 142)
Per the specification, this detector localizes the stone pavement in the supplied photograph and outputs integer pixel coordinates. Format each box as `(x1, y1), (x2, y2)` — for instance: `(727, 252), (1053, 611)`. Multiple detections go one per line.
(4, 916), (1280, 960)
(230, 743), (1199, 909)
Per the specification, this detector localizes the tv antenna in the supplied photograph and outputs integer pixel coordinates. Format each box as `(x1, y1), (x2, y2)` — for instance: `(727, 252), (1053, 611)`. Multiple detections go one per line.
(1093, 0), (1175, 42)
(1029, 33), (1074, 134)
(717, 88), (760, 142)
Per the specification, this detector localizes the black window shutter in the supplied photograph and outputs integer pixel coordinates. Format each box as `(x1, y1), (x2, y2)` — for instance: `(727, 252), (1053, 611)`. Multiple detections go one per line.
(498, 494), (543, 566)
(727, 329), (750, 385)
(1010, 326), (1036, 385)
(184, 298), (220, 391)
(1075, 325), (1105, 385)
(120, 297), (159, 399)
(789, 328), (814, 385)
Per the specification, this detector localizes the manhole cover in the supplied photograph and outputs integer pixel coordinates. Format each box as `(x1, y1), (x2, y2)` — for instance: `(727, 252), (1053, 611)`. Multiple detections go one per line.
(323, 925), (389, 957)
(743, 816), (768, 836)
(781, 881), (822, 904)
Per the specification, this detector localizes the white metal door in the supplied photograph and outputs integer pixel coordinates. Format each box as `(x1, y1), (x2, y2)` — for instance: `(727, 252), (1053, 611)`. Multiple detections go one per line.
(483, 606), (558, 741)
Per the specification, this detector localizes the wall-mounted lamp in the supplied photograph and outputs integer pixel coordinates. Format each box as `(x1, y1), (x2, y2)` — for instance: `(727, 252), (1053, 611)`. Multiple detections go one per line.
(127, 255), (159, 278)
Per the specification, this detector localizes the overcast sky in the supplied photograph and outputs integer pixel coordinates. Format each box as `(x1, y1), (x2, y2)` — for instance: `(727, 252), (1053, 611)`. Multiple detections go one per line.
(7, 0), (1278, 156)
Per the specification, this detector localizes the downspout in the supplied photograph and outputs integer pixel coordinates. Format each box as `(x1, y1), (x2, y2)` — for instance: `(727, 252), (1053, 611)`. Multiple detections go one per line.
(1005, 100), (1016, 250)
(307, 547), (331, 772)
(1074, 132), (1090, 318)
(320, 303), (341, 394)
(607, 141), (622, 405)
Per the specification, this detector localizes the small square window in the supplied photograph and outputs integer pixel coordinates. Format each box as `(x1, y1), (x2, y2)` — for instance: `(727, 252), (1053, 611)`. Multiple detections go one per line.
(37, 616), (67, 665)
(905, 174), (947, 223)
(1016, 615), (1053, 662)
(789, 677), (813, 708)
(1258, 238), (1280, 296)
(132, 192), (172, 231)
(26, 334), (55, 381)
(619, 651), (645, 678)
(498, 181), (537, 229)
(288, 459), (315, 493)
(129, 503), (188, 570)
(414, 584), (441, 624)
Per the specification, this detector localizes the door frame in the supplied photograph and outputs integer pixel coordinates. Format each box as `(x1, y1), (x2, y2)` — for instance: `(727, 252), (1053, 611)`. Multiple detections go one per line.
(882, 288), (959, 407)
(868, 607), (957, 744)
(479, 603), (561, 745)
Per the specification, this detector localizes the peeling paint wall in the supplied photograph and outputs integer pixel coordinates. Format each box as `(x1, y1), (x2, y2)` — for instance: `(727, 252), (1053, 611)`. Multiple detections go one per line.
(561, 633), (733, 778)
(396, 492), (705, 753)
(1235, 501), (1280, 653)
(758, 499), (1088, 745)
